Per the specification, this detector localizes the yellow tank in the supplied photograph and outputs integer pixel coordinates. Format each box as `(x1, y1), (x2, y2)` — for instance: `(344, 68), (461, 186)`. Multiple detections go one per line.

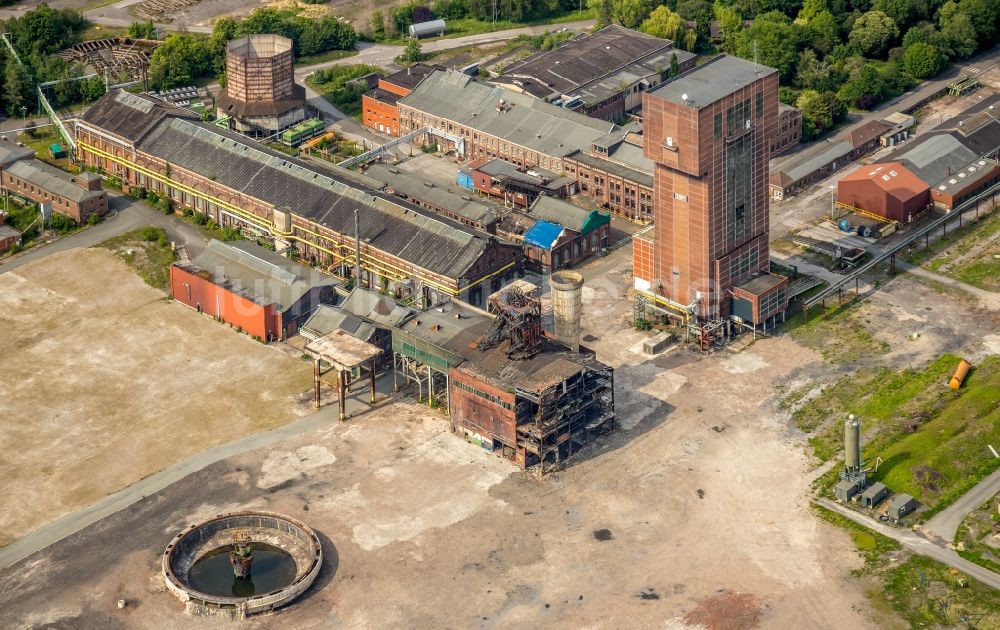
(949, 359), (971, 390)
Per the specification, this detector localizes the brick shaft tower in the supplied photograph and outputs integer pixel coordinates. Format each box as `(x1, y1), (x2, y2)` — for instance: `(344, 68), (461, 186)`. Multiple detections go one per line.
(637, 55), (787, 323)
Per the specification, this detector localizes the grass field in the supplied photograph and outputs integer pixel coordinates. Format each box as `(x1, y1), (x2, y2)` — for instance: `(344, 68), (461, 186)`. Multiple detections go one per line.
(306, 64), (385, 118)
(909, 206), (1000, 291)
(784, 297), (890, 363)
(797, 354), (1000, 514)
(955, 493), (1000, 574)
(815, 505), (1000, 628)
(99, 227), (176, 290)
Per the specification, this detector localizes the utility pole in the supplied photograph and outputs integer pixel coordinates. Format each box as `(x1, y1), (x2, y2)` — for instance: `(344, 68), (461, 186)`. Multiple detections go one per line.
(354, 207), (362, 286)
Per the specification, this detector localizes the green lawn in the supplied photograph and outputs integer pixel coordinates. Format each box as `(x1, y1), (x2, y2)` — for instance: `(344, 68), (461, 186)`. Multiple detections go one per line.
(798, 354), (1000, 514)
(17, 127), (70, 169)
(785, 297), (889, 363)
(907, 206), (1000, 291)
(955, 494), (1000, 575)
(295, 49), (359, 67)
(306, 64), (385, 118)
(99, 227), (177, 290)
(814, 505), (1000, 628)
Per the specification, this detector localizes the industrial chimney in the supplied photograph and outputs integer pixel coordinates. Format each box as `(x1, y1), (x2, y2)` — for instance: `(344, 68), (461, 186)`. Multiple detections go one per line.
(549, 270), (583, 352)
(844, 414), (862, 475)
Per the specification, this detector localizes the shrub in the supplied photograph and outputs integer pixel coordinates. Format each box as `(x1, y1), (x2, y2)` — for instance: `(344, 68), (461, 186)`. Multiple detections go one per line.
(193, 213), (209, 225)
(87, 212), (100, 226)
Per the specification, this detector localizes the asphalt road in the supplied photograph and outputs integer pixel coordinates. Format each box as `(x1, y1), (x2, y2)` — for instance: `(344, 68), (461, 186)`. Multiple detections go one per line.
(922, 468), (1000, 544)
(816, 498), (1000, 590)
(0, 193), (206, 275)
(0, 380), (402, 572)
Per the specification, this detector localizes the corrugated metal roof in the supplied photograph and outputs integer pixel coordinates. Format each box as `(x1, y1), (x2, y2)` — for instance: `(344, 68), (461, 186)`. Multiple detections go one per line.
(399, 70), (616, 158)
(365, 163), (497, 224)
(5, 159), (105, 204)
(340, 287), (414, 327)
(79, 89), (198, 142)
(840, 162), (929, 202)
(892, 134), (978, 186)
(777, 140), (854, 183)
(136, 116), (500, 280)
(498, 25), (695, 107)
(186, 239), (338, 310)
(523, 220), (564, 249)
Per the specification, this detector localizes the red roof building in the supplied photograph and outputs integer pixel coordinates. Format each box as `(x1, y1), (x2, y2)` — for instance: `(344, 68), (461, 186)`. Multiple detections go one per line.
(837, 162), (930, 223)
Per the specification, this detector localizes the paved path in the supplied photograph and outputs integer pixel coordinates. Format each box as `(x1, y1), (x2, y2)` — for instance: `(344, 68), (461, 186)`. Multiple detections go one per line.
(898, 262), (1000, 310)
(816, 499), (1000, 590)
(923, 468), (1000, 544)
(0, 194), (206, 274)
(816, 498), (1000, 590)
(0, 376), (401, 571)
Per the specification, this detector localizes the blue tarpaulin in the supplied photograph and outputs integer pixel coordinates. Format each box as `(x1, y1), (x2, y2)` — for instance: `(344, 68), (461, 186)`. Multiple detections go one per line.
(523, 220), (564, 250)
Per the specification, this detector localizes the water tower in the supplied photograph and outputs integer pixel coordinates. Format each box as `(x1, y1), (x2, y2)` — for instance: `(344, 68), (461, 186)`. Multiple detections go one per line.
(216, 34), (306, 135)
(549, 270), (583, 352)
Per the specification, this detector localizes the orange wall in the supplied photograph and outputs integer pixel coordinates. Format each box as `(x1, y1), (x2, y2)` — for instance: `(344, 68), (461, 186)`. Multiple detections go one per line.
(170, 265), (281, 341)
(362, 95), (401, 136)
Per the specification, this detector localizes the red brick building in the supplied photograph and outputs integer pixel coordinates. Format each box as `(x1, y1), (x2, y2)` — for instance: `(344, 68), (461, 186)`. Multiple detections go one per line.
(636, 55), (788, 324)
(837, 162), (930, 223)
(0, 214), (21, 253)
(170, 239), (339, 341)
(563, 130), (655, 222)
(0, 140), (108, 224)
(770, 104), (801, 156)
(361, 64), (438, 137)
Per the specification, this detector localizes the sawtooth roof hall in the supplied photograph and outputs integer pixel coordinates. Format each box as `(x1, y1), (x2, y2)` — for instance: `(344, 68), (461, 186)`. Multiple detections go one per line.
(76, 90), (521, 308)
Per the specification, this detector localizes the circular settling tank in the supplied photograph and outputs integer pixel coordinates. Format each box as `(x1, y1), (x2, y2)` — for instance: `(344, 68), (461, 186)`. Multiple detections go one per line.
(162, 511), (322, 619)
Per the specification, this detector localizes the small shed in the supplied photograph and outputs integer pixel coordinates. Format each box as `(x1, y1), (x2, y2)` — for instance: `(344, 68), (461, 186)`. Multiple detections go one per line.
(835, 478), (863, 502)
(860, 482), (889, 508)
(888, 493), (918, 520)
(409, 19), (446, 38)
(49, 143), (67, 159)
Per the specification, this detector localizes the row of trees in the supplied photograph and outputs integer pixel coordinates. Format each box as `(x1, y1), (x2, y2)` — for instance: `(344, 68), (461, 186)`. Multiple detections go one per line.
(0, 4), (95, 117)
(581, 0), (998, 140)
(148, 7), (357, 90)
(370, 0), (582, 39)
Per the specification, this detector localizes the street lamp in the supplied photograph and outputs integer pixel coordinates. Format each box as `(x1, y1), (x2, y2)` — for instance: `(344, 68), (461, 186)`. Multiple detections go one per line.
(20, 106), (26, 127)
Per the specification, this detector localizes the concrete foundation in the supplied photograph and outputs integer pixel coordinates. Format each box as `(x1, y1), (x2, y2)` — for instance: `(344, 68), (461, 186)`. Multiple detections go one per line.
(162, 511), (322, 619)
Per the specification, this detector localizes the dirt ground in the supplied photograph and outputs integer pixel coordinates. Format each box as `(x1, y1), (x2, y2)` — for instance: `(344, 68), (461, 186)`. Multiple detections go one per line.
(0, 247), (313, 546)
(0, 250), (876, 630)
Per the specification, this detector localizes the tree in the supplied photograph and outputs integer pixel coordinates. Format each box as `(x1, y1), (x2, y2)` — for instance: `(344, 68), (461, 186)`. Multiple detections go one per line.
(609, 0), (654, 28)
(669, 52), (679, 77)
(871, 0), (917, 30)
(371, 9), (386, 38)
(148, 33), (211, 90)
(937, 8), (979, 59)
(848, 10), (899, 57)
(402, 38), (423, 62)
(794, 0), (827, 24)
(589, 0), (613, 28)
(4, 56), (31, 117)
(713, 3), (744, 54)
(640, 5), (690, 43)
(796, 88), (846, 139)
(795, 49), (835, 91)
(950, 0), (999, 43)
(903, 42), (942, 78)
(837, 62), (884, 109)
(807, 10), (839, 55)
(735, 12), (800, 82)
(128, 20), (156, 39)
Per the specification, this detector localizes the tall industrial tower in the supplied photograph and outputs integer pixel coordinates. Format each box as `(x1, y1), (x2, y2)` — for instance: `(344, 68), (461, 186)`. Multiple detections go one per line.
(633, 55), (789, 326)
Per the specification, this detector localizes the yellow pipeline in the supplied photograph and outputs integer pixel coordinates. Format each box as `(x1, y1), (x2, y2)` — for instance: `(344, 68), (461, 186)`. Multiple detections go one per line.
(638, 289), (692, 322)
(78, 140), (514, 295)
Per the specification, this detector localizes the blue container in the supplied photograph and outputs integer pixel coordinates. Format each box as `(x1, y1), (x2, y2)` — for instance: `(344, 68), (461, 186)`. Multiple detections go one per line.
(839, 218), (853, 232)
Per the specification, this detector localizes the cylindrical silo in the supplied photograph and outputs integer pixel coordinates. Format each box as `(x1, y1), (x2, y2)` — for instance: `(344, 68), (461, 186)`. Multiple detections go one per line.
(550, 270), (583, 352)
(845, 414), (861, 474)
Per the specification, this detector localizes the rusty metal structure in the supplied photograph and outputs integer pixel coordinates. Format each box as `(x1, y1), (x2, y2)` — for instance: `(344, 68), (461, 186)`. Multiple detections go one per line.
(393, 288), (615, 472)
(58, 37), (158, 88)
(476, 285), (543, 359)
